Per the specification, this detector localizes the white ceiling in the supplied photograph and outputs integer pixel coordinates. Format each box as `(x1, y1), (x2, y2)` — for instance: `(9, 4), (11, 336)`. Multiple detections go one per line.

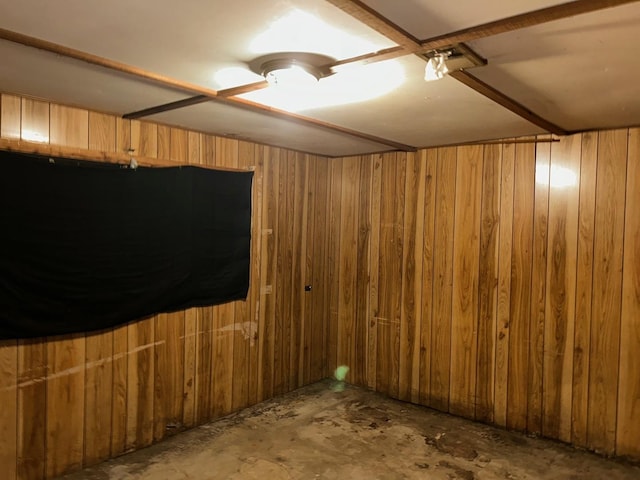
(1, 0), (639, 156)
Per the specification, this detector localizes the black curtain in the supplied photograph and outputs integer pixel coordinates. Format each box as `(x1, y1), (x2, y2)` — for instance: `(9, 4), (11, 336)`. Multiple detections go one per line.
(0, 151), (253, 339)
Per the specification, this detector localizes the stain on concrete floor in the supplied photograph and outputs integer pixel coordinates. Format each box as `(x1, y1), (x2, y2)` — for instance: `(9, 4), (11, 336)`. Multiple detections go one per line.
(56, 380), (640, 480)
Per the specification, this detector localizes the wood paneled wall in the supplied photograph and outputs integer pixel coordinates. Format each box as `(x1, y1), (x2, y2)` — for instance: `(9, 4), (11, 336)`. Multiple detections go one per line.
(326, 132), (640, 460)
(1, 91), (638, 478)
(0, 93), (328, 479)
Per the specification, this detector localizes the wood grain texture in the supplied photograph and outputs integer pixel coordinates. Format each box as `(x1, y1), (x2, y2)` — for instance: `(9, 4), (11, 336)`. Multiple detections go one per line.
(507, 143), (535, 431)
(367, 154), (382, 389)
(354, 156), (372, 387)
(419, 150), (437, 406)
(494, 142), (515, 427)
(588, 129), (627, 455)
(476, 144), (501, 423)
(542, 134), (580, 442)
(616, 128), (640, 458)
(0, 340), (17, 480)
(1, 93), (21, 139)
(21, 98), (49, 143)
(17, 341), (47, 480)
(450, 145), (482, 418)
(50, 105), (88, 149)
(571, 131), (597, 448)
(430, 147), (456, 411)
(46, 335), (85, 478)
(527, 137), (550, 435)
(338, 156), (360, 382)
(326, 159), (343, 378)
(0, 92), (330, 479)
(399, 152), (426, 403)
(310, 159), (329, 383)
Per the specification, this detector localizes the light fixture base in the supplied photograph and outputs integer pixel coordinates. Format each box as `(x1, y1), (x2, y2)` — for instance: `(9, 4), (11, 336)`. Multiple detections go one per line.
(249, 52), (335, 86)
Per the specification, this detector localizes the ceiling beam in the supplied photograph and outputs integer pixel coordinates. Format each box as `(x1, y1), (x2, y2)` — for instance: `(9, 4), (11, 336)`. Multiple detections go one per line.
(419, 0), (640, 51)
(123, 95), (209, 120)
(324, 0), (421, 50)
(449, 70), (567, 136)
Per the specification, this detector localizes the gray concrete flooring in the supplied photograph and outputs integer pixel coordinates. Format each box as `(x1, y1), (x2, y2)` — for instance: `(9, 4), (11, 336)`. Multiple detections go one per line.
(58, 380), (640, 479)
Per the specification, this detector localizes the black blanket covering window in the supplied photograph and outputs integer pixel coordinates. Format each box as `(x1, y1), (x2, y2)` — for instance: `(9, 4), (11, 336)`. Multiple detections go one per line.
(0, 150), (253, 339)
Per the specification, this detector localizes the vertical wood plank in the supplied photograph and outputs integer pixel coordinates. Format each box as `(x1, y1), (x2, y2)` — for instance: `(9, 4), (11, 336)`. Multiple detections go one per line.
(0, 340), (18, 480)
(571, 132), (597, 448)
(111, 118), (131, 458)
(588, 129), (627, 454)
(21, 99), (49, 144)
(83, 330), (113, 466)
(326, 159), (342, 378)
(527, 137), (551, 434)
(248, 144), (265, 402)
(542, 134), (581, 442)
(17, 341), (46, 480)
(616, 127), (640, 458)
(507, 143), (535, 431)
(46, 335), (85, 478)
(182, 131), (201, 427)
(49, 105), (88, 149)
(212, 137), (238, 415)
(476, 144), (501, 423)
(157, 125), (171, 159)
(1, 94), (21, 139)
(288, 152), (305, 390)
(232, 140), (253, 410)
(494, 143), (515, 427)
(302, 156), (316, 386)
(450, 145), (482, 418)
(430, 147), (456, 411)
(310, 158), (329, 383)
(110, 325), (128, 457)
(376, 152), (405, 398)
(195, 136), (215, 421)
(125, 318), (154, 451)
(259, 148), (277, 401)
(355, 156), (373, 387)
(368, 154), (382, 389)
(419, 149), (437, 406)
(399, 152), (426, 403)
(130, 121), (157, 158)
(337, 156), (360, 382)
(84, 110), (116, 466)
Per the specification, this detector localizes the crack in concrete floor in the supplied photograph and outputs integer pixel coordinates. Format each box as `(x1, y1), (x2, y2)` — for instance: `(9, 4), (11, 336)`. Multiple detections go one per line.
(56, 381), (640, 480)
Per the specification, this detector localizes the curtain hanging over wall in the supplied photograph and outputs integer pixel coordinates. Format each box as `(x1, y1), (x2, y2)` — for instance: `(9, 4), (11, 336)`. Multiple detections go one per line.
(0, 150), (253, 339)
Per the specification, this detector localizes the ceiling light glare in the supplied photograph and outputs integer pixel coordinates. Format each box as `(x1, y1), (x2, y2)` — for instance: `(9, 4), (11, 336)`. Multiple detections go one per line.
(264, 64), (319, 87)
(424, 53), (449, 82)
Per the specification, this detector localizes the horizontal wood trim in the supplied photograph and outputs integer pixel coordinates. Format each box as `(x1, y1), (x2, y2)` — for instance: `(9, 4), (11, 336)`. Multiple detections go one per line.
(0, 138), (246, 171)
(218, 81), (269, 97)
(449, 70), (567, 136)
(419, 0), (640, 50)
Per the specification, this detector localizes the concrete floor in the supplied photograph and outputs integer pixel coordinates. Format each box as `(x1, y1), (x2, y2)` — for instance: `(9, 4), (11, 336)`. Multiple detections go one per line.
(58, 380), (639, 480)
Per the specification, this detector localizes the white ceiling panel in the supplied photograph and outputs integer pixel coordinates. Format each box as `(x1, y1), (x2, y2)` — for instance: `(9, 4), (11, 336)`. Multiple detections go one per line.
(360, 0), (566, 39)
(469, 2), (640, 131)
(0, 39), (188, 115)
(0, 0), (396, 90)
(271, 56), (545, 147)
(146, 101), (395, 157)
(1, 0), (639, 155)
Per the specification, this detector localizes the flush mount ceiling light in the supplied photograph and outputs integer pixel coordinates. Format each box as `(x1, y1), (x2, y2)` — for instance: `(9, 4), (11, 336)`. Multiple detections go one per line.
(424, 52), (450, 82)
(250, 52), (335, 87)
